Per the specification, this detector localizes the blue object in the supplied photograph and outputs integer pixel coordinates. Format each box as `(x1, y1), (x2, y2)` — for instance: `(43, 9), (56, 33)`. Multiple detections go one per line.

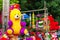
(22, 14), (29, 20)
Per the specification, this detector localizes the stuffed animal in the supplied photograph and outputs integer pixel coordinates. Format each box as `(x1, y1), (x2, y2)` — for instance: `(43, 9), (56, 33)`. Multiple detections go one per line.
(6, 4), (29, 36)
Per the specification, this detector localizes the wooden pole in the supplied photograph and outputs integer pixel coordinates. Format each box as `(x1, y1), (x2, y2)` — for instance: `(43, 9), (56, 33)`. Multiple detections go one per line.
(44, 1), (48, 32)
(2, 0), (9, 33)
(21, 9), (47, 13)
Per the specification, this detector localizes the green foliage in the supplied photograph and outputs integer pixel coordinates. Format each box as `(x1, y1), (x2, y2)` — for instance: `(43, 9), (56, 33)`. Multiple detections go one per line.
(20, 0), (60, 24)
(0, 0), (19, 11)
(10, 0), (19, 4)
(0, 0), (2, 11)
(46, 0), (60, 16)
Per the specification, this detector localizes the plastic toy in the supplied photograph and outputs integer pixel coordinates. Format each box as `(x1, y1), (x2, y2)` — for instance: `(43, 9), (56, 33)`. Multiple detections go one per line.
(6, 4), (29, 36)
(36, 20), (44, 28)
(22, 13), (29, 20)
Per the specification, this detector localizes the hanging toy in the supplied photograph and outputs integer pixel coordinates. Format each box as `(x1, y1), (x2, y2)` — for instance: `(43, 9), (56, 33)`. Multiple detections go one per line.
(36, 20), (44, 29)
(51, 32), (58, 40)
(22, 13), (29, 20)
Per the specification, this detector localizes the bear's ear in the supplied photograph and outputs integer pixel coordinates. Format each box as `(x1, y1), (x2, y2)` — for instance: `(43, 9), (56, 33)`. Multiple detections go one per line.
(9, 4), (21, 12)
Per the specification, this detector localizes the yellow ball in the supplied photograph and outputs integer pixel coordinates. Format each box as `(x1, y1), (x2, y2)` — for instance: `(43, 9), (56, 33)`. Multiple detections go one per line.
(7, 29), (12, 35)
(24, 29), (28, 35)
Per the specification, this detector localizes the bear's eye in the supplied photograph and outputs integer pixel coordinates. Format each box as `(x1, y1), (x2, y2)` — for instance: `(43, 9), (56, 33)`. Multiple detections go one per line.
(15, 14), (19, 19)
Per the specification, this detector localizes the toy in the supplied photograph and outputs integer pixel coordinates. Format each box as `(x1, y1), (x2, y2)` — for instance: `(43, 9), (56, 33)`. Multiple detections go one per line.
(32, 12), (35, 28)
(22, 13), (29, 20)
(36, 20), (44, 28)
(10, 4), (21, 12)
(51, 32), (58, 40)
(6, 4), (29, 38)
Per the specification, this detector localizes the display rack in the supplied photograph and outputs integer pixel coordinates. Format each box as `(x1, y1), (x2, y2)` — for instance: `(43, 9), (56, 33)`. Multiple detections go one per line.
(2, 0), (48, 33)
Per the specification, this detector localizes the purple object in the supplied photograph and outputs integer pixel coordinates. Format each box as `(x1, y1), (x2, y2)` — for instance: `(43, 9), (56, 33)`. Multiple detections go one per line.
(20, 28), (25, 35)
(8, 20), (13, 27)
(20, 21), (26, 27)
(26, 37), (33, 40)
(10, 5), (14, 10)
